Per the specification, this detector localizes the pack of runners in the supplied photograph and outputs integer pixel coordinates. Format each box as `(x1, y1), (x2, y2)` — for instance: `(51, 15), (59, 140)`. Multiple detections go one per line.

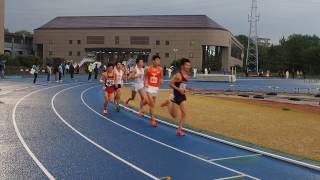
(100, 55), (192, 136)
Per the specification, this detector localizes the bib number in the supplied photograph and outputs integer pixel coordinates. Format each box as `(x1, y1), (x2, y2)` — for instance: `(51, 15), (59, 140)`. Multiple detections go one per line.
(150, 76), (158, 84)
(106, 80), (114, 87)
(179, 83), (187, 89)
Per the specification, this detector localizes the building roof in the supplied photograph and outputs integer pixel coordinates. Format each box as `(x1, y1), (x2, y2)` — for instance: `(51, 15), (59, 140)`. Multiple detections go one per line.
(36, 15), (228, 31)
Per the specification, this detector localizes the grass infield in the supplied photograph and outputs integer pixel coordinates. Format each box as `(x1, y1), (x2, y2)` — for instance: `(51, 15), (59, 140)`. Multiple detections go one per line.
(121, 87), (320, 162)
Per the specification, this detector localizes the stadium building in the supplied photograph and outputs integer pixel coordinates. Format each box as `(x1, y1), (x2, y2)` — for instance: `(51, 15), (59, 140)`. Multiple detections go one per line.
(0, 0), (4, 54)
(34, 15), (243, 71)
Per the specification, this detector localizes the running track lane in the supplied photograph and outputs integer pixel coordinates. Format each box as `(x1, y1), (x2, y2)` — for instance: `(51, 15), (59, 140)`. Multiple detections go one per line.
(81, 85), (320, 180)
(53, 84), (254, 179)
(13, 83), (154, 179)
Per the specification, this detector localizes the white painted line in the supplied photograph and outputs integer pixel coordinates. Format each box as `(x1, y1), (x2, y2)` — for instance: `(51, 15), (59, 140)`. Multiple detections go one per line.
(15, 87), (29, 91)
(12, 85), (65, 180)
(209, 154), (262, 162)
(12, 82), (86, 180)
(0, 90), (13, 96)
(51, 85), (159, 180)
(81, 86), (259, 180)
(119, 95), (320, 172)
(214, 175), (245, 180)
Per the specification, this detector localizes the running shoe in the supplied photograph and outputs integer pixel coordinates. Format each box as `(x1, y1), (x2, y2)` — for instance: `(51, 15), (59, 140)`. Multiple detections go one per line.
(151, 119), (157, 127)
(116, 106), (120, 112)
(125, 100), (129, 107)
(103, 109), (108, 114)
(176, 128), (185, 136)
(138, 111), (144, 116)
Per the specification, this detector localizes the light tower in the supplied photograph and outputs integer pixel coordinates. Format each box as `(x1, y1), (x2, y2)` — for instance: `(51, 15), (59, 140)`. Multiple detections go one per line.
(246, 0), (260, 74)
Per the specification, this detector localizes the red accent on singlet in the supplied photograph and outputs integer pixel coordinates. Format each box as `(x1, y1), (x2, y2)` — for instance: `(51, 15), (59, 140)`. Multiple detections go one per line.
(146, 66), (161, 87)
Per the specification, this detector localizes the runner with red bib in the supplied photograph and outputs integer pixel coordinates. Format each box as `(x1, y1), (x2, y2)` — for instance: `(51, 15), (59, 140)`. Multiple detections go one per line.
(144, 55), (163, 127)
(100, 63), (116, 114)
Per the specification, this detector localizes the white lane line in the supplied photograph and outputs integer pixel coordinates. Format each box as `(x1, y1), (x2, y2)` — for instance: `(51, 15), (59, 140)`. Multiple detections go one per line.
(209, 154), (262, 162)
(15, 87), (29, 91)
(81, 86), (260, 180)
(51, 85), (159, 180)
(214, 175), (245, 180)
(12, 84), (69, 180)
(119, 93), (320, 172)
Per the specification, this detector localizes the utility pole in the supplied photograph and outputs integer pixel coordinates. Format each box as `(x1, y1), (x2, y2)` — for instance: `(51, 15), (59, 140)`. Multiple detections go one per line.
(246, 0), (260, 74)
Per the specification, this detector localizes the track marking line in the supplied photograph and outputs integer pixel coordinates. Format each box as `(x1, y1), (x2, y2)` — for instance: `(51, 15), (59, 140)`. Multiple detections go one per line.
(51, 85), (159, 180)
(12, 84), (72, 180)
(118, 93), (320, 172)
(214, 175), (245, 180)
(81, 86), (260, 180)
(209, 154), (262, 162)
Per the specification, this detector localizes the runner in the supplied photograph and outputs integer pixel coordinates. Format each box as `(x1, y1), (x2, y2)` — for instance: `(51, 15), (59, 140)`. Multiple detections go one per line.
(100, 63), (116, 114)
(114, 62), (126, 112)
(145, 55), (163, 127)
(160, 58), (191, 136)
(125, 58), (147, 116)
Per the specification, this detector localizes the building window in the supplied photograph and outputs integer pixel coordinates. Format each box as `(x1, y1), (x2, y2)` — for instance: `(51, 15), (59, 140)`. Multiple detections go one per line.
(77, 40), (81, 44)
(49, 40), (54, 45)
(155, 52), (160, 56)
(165, 40), (170, 46)
(69, 40), (73, 44)
(115, 36), (120, 45)
(87, 36), (105, 44)
(49, 51), (53, 56)
(202, 45), (222, 71)
(165, 53), (170, 58)
(130, 36), (149, 45)
(156, 40), (160, 45)
(231, 43), (242, 60)
(77, 51), (81, 56)
(69, 51), (72, 56)
(189, 52), (193, 58)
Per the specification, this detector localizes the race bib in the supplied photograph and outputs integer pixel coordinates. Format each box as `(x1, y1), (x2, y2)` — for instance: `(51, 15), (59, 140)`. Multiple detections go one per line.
(179, 83), (187, 89)
(150, 76), (158, 84)
(105, 79), (114, 87)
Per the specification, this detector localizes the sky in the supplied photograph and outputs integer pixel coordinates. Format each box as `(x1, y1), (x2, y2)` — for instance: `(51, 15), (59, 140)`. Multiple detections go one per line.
(4, 0), (320, 43)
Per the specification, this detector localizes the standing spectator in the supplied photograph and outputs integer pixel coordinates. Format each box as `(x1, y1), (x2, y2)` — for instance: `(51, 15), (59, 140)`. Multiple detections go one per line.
(88, 63), (93, 81)
(0, 60), (5, 79)
(65, 63), (70, 74)
(46, 64), (52, 82)
(94, 64), (99, 80)
(163, 66), (167, 77)
(62, 63), (66, 76)
(285, 70), (290, 79)
(193, 67), (198, 78)
(58, 63), (63, 82)
(69, 63), (75, 80)
(31, 65), (40, 84)
(168, 67), (172, 79)
(76, 64), (80, 74)
(53, 64), (59, 82)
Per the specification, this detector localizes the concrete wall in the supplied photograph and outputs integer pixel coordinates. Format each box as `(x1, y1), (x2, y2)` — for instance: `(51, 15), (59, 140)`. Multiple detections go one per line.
(0, 0), (4, 54)
(34, 28), (242, 70)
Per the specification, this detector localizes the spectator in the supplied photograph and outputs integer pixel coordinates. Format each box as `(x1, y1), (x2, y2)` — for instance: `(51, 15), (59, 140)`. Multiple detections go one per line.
(94, 64), (99, 80)
(46, 64), (52, 82)
(193, 67), (198, 78)
(88, 63), (93, 81)
(69, 63), (75, 79)
(65, 63), (70, 74)
(58, 64), (63, 82)
(0, 60), (5, 79)
(163, 66), (167, 77)
(31, 65), (40, 84)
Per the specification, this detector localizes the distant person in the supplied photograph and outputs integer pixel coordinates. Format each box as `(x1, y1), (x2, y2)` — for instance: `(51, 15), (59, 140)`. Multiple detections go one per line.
(58, 64), (63, 82)
(31, 65), (39, 84)
(168, 67), (172, 79)
(76, 64), (80, 74)
(204, 68), (208, 75)
(88, 63), (93, 81)
(46, 64), (52, 82)
(100, 63), (116, 114)
(94, 64), (99, 80)
(292, 70), (295, 79)
(163, 66), (167, 77)
(285, 70), (290, 79)
(193, 67), (197, 78)
(0, 61), (5, 79)
(69, 63), (75, 79)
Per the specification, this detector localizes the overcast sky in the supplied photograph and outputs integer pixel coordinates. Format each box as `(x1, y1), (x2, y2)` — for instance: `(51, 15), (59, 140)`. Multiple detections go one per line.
(4, 0), (320, 43)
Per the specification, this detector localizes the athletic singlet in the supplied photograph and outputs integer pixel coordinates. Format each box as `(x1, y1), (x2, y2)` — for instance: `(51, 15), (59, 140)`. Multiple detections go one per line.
(134, 66), (144, 84)
(173, 72), (188, 97)
(114, 68), (124, 85)
(105, 72), (115, 87)
(146, 66), (161, 87)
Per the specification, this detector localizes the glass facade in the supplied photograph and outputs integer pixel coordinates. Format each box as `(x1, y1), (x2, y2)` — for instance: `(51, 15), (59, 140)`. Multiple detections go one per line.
(202, 45), (222, 71)
(231, 43), (242, 60)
